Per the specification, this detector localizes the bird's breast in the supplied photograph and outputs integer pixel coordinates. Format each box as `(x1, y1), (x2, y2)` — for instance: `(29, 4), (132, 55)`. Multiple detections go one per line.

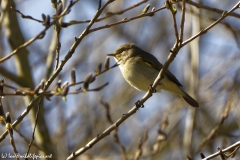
(119, 60), (159, 92)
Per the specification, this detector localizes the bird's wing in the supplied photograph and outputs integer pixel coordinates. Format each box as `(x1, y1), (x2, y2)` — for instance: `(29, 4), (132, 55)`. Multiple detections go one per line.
(140, 52), (183, 87)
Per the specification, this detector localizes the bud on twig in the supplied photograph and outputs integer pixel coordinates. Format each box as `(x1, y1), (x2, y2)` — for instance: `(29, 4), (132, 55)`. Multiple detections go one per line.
(104, 57), (110, 70)
(142, 4), (150, 14)
(83, 73), (92, 93)
(62, 83), (69, 101)
(95, 63), (102, 74)
(6, 112), (11, 123)
(0, 79), (4, 98)
(5, 112), (13, 135)
(34, 79), (45, 95)
(61, 81), (69, 89)
(164, 1), (177, 14)
(71, 69), (76, 86)
(0, 101), (4, 118)
(200, 153), (205, 159)
(40, 79), (45, 90)
(56, 1), (63, 16)
(41, 14), (46, 21)
(34, 83), (41, 95)
(43, 15), (50, 26)
(89, 77), (96, 83)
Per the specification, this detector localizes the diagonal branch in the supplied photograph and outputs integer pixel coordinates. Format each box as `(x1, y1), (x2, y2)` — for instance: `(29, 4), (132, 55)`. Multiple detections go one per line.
(186, 1), (240, 18)
(181, 2), (240, 47)
(202, 141), (240, 160)
(44, 0), (116, 91)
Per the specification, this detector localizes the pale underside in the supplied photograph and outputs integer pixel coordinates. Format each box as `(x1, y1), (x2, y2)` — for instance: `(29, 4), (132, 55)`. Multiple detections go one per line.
(118, 58), (184, 95)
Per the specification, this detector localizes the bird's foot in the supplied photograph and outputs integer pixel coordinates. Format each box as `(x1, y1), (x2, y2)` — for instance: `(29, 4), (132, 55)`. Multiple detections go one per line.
(135, 100), (144, 108)
(148, 84), (157, 93)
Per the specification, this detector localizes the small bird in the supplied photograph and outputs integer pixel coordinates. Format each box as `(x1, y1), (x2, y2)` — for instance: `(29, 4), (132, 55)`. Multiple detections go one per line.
(108, 43), (199, 107)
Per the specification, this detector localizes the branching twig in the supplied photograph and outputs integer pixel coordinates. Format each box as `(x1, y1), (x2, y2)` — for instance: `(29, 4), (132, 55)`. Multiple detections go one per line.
(62, 0), (149, 26)
(43, 0), (116, 92)
(0, 0), (79, 63)
(0, 98), (39, 142)
(0, 63), (118, 97)
(181, 2), (240, 47)
(202, 141), (240, 160)
(165, 1), (179, 43)
(0, 0), (116, 147)
(88, 6), (166, 34)
(186, 1), (240, 18)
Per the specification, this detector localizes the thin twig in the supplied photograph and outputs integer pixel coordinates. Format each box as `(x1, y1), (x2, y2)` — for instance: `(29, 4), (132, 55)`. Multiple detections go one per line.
(26, 99), (42, 155)
(195, 69), (240, 153)
(186, 1), (240, 18)
(202, 141), (240, 160)
(88, 6), (166, 33)
(5, 112), (19, 160)
(8, 132), (19, 160)
(0, 0), (79, 63)
(11, 7), (43, 23)
(0, 63), (118, 97)
(179, 0), (186, 42)
(181, 2), (240, 47)
(13, 129), (46, 152)
(0, 98), (40, 142)
(169, 3), (179, 44)
(63, 0), (149, 26)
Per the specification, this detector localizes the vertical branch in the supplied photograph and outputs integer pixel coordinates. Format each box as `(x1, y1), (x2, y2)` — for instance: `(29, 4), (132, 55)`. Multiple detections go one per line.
(165, 0), (179, 43)
(183, 0), (200, 155)
(179, 0), (186, 42)
(171, 11), (179, 43)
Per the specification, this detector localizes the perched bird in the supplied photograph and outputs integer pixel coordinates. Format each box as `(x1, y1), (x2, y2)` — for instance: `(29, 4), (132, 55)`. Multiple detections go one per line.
(108, 43), (199, 107)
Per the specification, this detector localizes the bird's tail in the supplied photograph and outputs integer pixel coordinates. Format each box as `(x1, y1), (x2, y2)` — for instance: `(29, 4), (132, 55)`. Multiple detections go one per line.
(179, 90), (199, 107)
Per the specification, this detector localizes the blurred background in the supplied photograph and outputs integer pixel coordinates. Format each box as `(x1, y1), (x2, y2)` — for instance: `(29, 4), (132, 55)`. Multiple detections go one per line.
(0, 0), (239, 159)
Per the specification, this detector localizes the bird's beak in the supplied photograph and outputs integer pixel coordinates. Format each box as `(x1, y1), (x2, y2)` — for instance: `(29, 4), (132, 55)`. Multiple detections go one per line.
(107, 53), (115, 57)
